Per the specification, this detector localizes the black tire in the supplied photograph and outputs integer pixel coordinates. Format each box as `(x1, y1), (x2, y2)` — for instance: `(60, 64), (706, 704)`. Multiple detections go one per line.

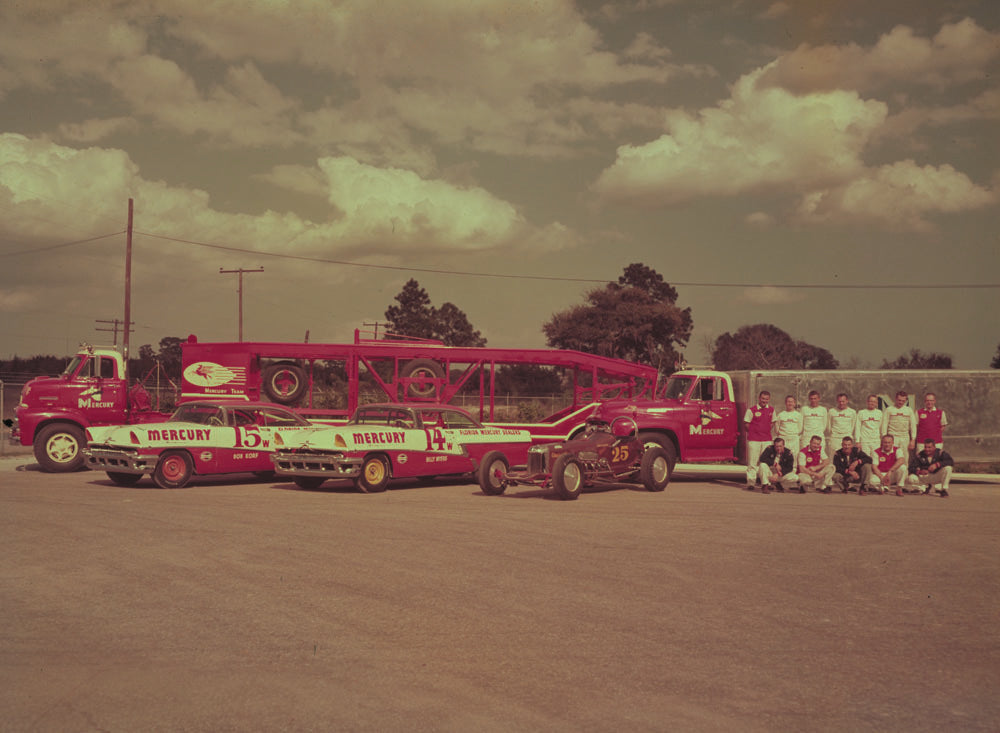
(153, 451), (194, 489)
(355, 455), (390, 493)
(262, 363), (307, 405)
(293, 476), (326, 490)
(106, 471), (142, 487)
(552, 454), (584, 501)
(34, 422), (86, 473)
(477, 450), (509, 496)
(638, 432), (677, 474)
(401, 359), (445, 398)
(640, 446), (671, 492)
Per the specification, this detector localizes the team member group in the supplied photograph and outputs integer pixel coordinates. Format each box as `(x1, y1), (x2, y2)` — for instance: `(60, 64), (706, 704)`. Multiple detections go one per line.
(744, 390), (952, 497)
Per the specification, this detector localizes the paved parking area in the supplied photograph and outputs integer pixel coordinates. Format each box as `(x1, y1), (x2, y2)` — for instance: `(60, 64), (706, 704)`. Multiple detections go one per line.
(1, 457), (998, 731)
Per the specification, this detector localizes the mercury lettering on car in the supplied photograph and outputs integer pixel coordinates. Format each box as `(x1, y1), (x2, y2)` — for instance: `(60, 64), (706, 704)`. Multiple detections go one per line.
(351, 431), (406, 445)
(147, 428), (212, 441)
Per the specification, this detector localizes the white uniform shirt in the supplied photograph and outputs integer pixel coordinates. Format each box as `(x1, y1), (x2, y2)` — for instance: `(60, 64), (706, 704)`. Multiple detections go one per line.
(855, 408), (883, 445)
(882, 405), (917, 442)
(828, 407), (857, 439)
(774, 410), (803, 441)
(800, 405), (828, 442)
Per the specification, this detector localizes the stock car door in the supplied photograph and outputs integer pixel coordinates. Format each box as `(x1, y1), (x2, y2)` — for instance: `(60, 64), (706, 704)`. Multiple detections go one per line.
(418, 408), (481, 474)
(684, 376), (738, 461)
(227, 406), (310, 472)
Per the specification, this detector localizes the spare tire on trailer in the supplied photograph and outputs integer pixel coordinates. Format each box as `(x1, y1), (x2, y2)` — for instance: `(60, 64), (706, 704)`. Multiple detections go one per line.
(262, 363), (307, 405)
(401, 359), (445, 398)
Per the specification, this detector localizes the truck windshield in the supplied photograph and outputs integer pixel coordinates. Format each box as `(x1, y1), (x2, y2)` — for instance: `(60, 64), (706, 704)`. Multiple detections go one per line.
(62, 355), (84, 377)
(659, 376), (693, 400)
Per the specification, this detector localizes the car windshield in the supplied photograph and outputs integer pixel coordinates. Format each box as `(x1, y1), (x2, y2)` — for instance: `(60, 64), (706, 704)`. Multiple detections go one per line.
(170, 404), (227, 425)
(659, 376), (693, 400)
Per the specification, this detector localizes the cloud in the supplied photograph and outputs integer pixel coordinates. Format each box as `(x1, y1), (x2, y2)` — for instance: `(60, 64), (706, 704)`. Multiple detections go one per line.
(760, 18), (1000, 94)
(744, 212), (774, 228)
(0, 133), (570, 258)
(1, 1), (706, 158)
(591, 65), (887, 205)
(794, 160), (997, 231)
(56, 117), (139, 143)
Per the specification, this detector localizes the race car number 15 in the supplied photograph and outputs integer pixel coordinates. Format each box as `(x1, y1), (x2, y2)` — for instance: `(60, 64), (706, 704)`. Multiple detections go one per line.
(235, 426), (264, 449)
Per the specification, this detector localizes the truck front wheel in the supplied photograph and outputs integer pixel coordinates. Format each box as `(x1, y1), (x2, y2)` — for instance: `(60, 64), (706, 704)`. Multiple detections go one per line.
(34, 423), (86, 473)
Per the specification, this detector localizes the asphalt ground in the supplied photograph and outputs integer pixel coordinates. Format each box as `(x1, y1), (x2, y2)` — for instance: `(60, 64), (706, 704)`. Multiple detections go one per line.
(1, 456), (998, 732)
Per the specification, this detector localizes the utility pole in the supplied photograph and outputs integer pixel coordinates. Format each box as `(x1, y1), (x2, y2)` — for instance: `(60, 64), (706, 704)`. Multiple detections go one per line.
(219, 267), (264, 341)
(363, 321), (390, 340)
(123, 198), (133, 363)
(95, 318), (134, 346)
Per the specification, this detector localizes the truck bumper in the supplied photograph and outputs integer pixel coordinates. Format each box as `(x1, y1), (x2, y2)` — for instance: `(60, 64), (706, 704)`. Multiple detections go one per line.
(85, 448), (151, 474)
(271, 451), (361, 478)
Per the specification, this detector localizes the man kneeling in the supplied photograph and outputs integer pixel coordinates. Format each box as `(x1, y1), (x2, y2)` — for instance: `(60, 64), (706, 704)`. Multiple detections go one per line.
(870, 434), (908, 496)
(757, 438), (799, 493)
(907, 439), (954, 497)
(832, 437), (874, 494)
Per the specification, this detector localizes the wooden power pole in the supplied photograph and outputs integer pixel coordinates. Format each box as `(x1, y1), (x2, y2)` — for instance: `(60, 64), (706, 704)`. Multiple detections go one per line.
(219, 267), (264, 341)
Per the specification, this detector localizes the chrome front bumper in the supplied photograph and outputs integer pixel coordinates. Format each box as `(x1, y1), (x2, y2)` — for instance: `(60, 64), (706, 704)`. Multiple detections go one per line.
(271, 451), (361, 478)
(85, 447), (150, 474)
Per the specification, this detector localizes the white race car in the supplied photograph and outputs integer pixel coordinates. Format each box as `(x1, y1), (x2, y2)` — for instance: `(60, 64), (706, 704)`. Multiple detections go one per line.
(85, 401), (314, 488)
(271, 403), (532, 492)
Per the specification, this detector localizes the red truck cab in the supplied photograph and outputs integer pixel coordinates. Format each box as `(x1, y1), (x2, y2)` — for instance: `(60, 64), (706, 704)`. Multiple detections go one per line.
(590, 369), (739, 469)
(9, 346), (166, 472)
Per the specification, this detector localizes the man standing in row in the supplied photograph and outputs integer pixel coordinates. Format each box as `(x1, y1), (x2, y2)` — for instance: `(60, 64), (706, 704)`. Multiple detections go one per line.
(801, 391), (828, 452)
(774, 395), (803, 455)
(882, 391), (917, 453)
(916, 392), (948, 450)
(827, 393), (857, 456)
(855, 394), (883, 457)
(744, 390), (774, 490)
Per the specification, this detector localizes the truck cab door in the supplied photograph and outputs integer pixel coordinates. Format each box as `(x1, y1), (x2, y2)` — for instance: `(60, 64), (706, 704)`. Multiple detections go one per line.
(684, 376), (737, 461)
(73, 355), (127, 426)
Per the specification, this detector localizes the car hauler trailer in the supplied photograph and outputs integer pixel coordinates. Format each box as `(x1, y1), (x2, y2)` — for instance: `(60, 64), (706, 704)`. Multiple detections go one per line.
(179, 331), (658, 444)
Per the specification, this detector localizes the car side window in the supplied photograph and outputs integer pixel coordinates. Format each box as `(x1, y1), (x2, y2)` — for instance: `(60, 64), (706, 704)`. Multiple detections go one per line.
(441, 411), (477, 429)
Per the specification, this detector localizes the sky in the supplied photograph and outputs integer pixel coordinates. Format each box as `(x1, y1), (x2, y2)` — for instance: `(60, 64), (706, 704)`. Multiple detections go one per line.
(1, 0), (998, 369)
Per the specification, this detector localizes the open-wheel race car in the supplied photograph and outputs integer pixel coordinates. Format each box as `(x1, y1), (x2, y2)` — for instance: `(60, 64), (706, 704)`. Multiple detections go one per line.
(478, 415), (672, 500)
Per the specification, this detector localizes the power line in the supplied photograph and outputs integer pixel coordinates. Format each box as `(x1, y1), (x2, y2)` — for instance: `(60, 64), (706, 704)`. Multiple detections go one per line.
(134, 229), (1000, 290)
(0, 230), (125, 257)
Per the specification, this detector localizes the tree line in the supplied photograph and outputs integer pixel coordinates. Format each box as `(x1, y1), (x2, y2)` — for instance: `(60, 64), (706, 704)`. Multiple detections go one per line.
(3, 264), (999, 379)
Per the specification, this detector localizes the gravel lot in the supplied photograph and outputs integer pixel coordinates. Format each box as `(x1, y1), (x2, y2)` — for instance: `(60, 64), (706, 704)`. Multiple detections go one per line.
(1, 456), (998, 732)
